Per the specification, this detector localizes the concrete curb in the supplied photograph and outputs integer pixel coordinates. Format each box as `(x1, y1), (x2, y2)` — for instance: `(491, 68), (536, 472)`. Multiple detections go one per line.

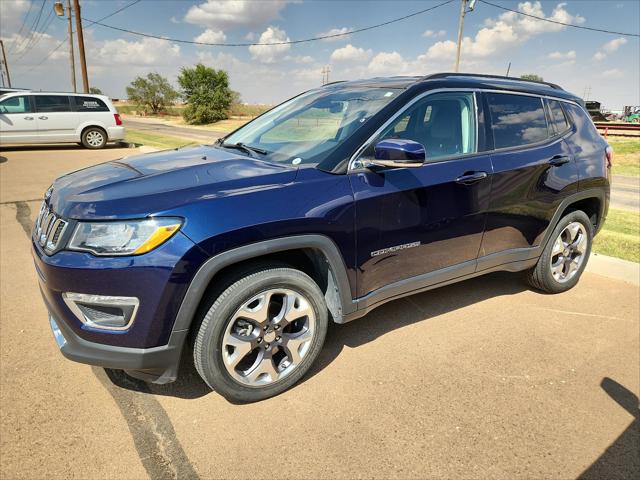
(587, 253), (640, 286)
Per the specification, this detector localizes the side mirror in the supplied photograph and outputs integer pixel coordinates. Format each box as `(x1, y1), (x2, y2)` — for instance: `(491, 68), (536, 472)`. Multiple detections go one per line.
(366, 139), (425, 169)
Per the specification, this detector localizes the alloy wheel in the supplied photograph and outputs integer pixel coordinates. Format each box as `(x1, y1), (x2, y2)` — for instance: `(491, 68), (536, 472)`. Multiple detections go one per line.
(86, 130), (104, 147)
(221, 288), (316, 387)
(550, 221), (588, 283)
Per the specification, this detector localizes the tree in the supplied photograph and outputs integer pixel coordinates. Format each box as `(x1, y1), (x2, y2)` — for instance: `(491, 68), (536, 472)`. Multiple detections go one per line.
(89, 87), (103, 95)
(520, 74), (544, 82)
(126, 73), (179, 115)
(177, 64), (233, 124)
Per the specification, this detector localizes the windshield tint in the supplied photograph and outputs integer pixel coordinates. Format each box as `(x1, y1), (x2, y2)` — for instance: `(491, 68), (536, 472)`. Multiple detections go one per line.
(222, 86), (401, 166)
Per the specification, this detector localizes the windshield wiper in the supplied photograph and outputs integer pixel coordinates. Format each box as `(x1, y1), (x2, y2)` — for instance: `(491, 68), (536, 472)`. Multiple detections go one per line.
(221, 142), (268, 156)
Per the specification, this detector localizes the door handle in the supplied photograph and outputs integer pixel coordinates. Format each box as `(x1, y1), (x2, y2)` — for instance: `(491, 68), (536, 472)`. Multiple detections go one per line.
(455, 171), (488, 185)
(549, 155), (570, 166)
(38, 116), (48, 120)
(24, 116), (34, 120)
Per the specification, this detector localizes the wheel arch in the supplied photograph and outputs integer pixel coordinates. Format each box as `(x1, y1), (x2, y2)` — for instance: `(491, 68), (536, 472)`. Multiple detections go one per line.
(172, 235), (355, 338)
(80, 124), (108, 141)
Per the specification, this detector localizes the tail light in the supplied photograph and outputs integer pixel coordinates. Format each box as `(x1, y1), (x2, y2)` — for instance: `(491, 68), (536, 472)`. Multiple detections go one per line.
(605, 145), (614, 168)
(114, 113), (122, 126)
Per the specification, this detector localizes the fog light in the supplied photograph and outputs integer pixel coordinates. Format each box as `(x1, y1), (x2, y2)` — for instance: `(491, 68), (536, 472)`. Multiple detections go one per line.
(62, 293), (139, 331)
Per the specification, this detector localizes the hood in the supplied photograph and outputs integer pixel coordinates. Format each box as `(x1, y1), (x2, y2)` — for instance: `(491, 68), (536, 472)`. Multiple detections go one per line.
(49, 145), (297, 220)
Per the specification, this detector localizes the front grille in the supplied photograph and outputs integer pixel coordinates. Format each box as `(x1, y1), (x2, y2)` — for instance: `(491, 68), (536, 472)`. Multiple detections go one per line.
(34, 201), (68, 254)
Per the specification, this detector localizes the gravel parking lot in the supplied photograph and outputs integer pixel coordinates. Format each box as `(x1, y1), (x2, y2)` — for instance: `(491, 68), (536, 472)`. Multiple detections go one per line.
(1, 145), (638, 479)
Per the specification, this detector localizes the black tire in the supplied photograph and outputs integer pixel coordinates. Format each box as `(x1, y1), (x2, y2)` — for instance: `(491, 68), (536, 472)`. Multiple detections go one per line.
(81, 127), (107, 149)
(527, 210), (593, 293)
(193, 266), (328, 402)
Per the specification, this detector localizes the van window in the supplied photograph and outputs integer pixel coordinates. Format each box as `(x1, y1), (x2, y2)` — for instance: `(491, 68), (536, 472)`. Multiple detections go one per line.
(487, 93), (549, 149)
(362, 92), (477, 161)
(0, 95), (32, 114)
(72, 96), (110, 112)
(35, 95), (71, 113)
(547, 99), (570, 135)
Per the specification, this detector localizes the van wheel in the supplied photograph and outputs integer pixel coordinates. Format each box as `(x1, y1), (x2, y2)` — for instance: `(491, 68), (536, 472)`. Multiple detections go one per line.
(194, 266), (328, 402)
(81, 127), (107, 149)
(527, 210), (593, 293)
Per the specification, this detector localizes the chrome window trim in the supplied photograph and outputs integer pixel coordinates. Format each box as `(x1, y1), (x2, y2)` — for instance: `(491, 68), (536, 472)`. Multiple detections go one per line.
(348, 88), (481, 172)
(62, 292), (140, 331)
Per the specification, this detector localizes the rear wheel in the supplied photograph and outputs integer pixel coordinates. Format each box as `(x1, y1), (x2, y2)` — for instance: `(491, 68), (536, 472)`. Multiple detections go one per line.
(81, 127), (107, 149)
(193, 266), (328, 402)
(527, 210), (593, 293)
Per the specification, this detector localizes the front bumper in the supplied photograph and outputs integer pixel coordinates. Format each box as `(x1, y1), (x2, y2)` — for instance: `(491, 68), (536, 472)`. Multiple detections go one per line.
(46, 302), (186, 383)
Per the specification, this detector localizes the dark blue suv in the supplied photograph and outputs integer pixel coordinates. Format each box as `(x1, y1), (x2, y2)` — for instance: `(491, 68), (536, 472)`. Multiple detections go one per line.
(33, 73), (611, 401)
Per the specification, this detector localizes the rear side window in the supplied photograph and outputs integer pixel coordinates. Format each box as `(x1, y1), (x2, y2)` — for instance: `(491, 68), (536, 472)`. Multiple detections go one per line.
(487, 93), (549, 149)
(35, 95), (71, 113)
(72, 96), (110, 112)
(547, 99), (570, 135)
(0, 95), (32, 113)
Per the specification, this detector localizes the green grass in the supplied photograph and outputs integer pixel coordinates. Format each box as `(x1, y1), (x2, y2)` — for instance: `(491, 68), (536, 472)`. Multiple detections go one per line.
(124, 129), (196, 150)
(608, 138), (639, 177)
(593, 207), (640, 262)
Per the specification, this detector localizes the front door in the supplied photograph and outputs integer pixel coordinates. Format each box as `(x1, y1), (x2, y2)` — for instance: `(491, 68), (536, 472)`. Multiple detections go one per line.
(0, 95), (39, 143)
(350, 91), (492, 298)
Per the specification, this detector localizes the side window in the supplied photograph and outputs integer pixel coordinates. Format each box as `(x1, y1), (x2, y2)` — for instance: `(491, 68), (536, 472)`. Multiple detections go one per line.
(547, 99), (570, 135)
(487, 93), (549, 149)
(361, 92), (477, 161)
(34, 95), (71, 113)
(0, 95), (33, 114)
(72, 96), (110, 112)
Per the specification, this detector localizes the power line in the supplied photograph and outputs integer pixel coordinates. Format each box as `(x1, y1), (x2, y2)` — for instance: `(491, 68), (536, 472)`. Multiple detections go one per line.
(7, 0), (35, 54)
(12, 0), (46, 56)
(14, 5), (56, 61)
(82, 0), (455, 46)
(479, 0), (640, 38)
(21, 0), (142, 72)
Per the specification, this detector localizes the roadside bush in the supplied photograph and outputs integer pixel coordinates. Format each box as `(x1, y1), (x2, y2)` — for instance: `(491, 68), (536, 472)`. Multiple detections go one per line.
(178, 64), (233, 124)
(126, 73), (179, 115)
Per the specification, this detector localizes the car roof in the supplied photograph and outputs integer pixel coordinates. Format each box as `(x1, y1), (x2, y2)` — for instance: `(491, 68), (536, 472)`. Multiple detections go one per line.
(325, 73), (582, 104)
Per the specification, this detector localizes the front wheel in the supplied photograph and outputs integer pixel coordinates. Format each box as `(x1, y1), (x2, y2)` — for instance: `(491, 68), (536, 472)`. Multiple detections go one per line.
(527, 210), (593, 293)
(193, 266), (328, 402)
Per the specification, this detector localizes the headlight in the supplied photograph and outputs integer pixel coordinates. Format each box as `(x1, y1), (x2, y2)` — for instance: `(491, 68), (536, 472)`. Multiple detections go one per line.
(68, 218), (182, 256)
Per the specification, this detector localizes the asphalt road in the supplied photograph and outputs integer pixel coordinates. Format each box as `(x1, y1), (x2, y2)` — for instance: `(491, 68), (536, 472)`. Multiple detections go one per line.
(124, 118), (227, 144)
(1, 145), (638, 479)
(611, 175), (640, 211)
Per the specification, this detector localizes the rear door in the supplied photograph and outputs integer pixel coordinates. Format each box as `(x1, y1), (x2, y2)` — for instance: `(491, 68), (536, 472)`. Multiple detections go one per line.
(350, 91), (493, 298)
(33, 95), (78, 142)
(478, 92), (578, 268)
(0, 94), (39, 143)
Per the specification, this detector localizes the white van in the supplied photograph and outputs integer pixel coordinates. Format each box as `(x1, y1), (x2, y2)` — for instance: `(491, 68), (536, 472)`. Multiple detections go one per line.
(0, 91), (125, 149)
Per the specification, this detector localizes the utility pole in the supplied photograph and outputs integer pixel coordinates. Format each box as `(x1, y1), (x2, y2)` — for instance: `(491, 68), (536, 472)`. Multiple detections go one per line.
(321, 65), (331, 85)
(54, 1), (77, 92)
(454, 0), (477, 72)
(0, 40), (11, 87)
(505, 61), (511, 77)
(73, 0), (89, 93)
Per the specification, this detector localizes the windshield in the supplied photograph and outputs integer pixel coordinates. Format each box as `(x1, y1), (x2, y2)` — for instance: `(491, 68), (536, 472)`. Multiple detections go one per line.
(221, 86), (401, 166)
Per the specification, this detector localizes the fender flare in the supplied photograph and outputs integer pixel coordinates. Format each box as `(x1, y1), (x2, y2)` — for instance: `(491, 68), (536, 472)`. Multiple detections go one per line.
(171, 234), (355, 334)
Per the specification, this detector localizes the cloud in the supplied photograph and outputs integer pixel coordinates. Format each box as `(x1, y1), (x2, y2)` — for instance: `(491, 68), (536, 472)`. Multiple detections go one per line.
(193, 29), (227, 44)
(93, 38), (181, 66)
(423, 29), (446, 38)
(601, 68), (623, 78)
(248, 26), (290, 63)
(367, 52), (407, 75)
(0, 0), (30, 36)
(330, 44), (372, 62)
(593, 37), (627, 61)
(184, 0), (289, 30)
(548, 50), (576, 60)
(424, 1), (584, 62)
(317, 27), (352, 41)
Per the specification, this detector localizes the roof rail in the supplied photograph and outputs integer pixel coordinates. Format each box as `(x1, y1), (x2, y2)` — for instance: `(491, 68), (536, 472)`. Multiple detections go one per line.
(421, 72), (563, 90)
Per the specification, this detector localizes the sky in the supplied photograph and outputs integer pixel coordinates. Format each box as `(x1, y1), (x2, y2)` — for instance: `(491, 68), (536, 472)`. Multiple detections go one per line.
(1, 0), (639, 110)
